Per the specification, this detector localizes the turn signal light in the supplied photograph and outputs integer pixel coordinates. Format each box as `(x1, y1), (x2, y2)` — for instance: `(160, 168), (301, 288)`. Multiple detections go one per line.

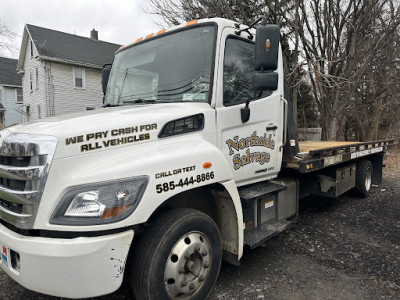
(203, 162), (212, 169)
(100, 205), (130, 219)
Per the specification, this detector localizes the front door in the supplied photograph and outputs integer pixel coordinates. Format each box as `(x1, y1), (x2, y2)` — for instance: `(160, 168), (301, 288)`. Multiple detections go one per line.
(216, 29), (285, 186)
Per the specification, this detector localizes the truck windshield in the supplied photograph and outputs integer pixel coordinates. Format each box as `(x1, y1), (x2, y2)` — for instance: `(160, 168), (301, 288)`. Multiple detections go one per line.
(105, 26), (216, 106)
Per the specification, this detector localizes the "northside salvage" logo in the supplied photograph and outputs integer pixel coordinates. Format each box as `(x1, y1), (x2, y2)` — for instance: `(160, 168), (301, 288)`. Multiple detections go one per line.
(226, 131), (275, 170)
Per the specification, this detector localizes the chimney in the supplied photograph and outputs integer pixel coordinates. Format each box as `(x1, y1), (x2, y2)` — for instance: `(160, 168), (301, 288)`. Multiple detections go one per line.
(90, 29), (98, 40)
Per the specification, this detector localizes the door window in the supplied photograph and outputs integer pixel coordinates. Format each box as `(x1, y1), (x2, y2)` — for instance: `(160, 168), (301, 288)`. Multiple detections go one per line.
(223, 37), (272, 106)
(223, 37), (255, 106)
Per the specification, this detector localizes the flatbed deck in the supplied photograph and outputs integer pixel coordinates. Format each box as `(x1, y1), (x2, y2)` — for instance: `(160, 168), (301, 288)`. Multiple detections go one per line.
(299, 141), (361, 153)
(283, 139), (394, 173)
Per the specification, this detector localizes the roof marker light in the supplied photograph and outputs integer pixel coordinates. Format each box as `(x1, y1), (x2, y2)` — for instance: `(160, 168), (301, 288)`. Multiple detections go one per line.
(118, 45), (125, 51)
(186, 20), (198, 26)
(145, 33), (154, 39)
(157, 29), (167, 35)
(135, 37), (143, 43)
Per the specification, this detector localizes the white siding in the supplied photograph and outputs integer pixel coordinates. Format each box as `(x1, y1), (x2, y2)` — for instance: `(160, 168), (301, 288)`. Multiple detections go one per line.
(50, 63), (103, 115)
(21, 37), (46, 122)
(21, 35), (104, 121)
(3, 87), (23, 127)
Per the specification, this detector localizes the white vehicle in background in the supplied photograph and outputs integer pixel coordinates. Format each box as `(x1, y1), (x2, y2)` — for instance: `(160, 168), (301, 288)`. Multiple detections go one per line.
(0, 17), (393, 299)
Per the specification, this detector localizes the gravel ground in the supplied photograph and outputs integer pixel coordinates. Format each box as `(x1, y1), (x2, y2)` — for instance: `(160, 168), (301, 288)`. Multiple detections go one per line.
(0, 152), (399, 300)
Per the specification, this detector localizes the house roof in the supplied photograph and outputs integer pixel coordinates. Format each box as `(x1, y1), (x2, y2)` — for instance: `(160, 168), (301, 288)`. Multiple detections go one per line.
(17, 24), (121, 71)
(0, 57), (22, 87)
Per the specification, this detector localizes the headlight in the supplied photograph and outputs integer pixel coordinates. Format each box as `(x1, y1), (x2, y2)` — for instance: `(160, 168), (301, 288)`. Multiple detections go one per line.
(50, 176), (148, 225)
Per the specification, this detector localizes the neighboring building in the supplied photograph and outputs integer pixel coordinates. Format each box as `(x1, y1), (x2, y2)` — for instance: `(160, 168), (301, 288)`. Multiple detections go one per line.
(17, 24), (121, 121)
(0, 57), (24, 128)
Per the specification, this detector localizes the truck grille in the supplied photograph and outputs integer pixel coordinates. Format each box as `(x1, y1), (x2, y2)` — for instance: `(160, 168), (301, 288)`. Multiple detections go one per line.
(0, 176), (27, 191)
(0, 156), (30, 167)
(0, 131), (58, 229)
(0, 198), (23, 214)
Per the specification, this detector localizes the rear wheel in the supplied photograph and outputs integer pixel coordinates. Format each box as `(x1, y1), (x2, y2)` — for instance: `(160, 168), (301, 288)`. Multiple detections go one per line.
(355, 160), (373, 198)
(131, 208), (222, 300)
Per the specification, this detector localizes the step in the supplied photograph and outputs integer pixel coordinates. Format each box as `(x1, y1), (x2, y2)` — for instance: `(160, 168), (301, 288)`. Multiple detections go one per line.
(244, 219), (292, 249)
(239, 181), (287, 203)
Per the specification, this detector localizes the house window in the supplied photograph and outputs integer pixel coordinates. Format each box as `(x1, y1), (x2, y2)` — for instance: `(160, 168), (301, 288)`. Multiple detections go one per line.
(35, 68), (39, 89)
(16, 88), (23, 104)
(73, 67), (85, 88)
(30, 70), (33, 91)
(30, 41), (34, 58)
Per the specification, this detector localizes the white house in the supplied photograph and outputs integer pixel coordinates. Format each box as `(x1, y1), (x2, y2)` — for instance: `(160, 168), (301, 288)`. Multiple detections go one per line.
(0, 57), (24, 128)
(16, 24), (121, 121)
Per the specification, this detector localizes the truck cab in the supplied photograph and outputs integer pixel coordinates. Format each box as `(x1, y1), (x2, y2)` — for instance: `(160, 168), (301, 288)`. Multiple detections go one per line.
(103, 18), (286, 185)
(0, 18), (390, 300)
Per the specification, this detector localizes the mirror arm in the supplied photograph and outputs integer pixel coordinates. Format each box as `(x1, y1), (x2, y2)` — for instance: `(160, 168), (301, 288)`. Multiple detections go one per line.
(234, 16), (266, 39)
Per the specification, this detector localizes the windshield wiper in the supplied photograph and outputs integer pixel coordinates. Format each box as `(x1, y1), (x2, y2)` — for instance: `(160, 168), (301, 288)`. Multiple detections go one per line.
(102, 103), (120, 107)
(125, 98), (156, 104)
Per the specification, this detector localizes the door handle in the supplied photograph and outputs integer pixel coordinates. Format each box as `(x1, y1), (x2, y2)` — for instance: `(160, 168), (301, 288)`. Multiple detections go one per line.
(266, 125), (278, 131)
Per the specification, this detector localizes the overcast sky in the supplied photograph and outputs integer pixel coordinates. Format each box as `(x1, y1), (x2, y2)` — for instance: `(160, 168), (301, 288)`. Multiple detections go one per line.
(1, 0), (162, 59)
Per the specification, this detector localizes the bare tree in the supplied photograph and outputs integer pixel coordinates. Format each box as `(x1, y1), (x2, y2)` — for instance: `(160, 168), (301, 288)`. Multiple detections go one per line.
(350, 1), (400, 141)
(293, 0), (400, 140)
(0, 20), (17, 56)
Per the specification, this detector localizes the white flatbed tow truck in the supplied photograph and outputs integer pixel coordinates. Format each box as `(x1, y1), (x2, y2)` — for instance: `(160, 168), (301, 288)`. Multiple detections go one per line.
(0, 17), (393, 299)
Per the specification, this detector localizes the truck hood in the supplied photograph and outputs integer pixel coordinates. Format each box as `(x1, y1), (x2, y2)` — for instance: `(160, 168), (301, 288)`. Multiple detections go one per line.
(8, 103), (214, 159)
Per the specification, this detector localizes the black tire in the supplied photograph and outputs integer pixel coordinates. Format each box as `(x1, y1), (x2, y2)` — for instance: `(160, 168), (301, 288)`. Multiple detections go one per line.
(131, 208), (222, 300)
(355, 160), (373, 198)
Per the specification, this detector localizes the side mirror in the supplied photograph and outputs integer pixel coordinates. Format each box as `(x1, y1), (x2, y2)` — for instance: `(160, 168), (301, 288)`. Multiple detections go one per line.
(255, 24), (280, 71)
(253, 72), (278, 90)
(253, 24), (280, 91)
(101, 64), (112, 95)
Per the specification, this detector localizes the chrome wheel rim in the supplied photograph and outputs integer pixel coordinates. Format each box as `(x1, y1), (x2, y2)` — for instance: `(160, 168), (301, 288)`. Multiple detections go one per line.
(164, 231), (212, 299)
(365, 167), (372, 192)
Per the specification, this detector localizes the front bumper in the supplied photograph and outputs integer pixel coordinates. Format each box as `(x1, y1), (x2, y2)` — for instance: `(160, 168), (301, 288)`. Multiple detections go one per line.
(0, 223), (134, 298)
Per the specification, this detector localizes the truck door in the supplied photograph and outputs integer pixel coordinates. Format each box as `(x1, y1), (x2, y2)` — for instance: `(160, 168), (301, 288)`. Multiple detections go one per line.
(215, 29), (285, 186)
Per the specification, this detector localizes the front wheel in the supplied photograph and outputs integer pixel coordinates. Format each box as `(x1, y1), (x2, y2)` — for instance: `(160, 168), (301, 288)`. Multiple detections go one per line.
(131, 208), (222, 300)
